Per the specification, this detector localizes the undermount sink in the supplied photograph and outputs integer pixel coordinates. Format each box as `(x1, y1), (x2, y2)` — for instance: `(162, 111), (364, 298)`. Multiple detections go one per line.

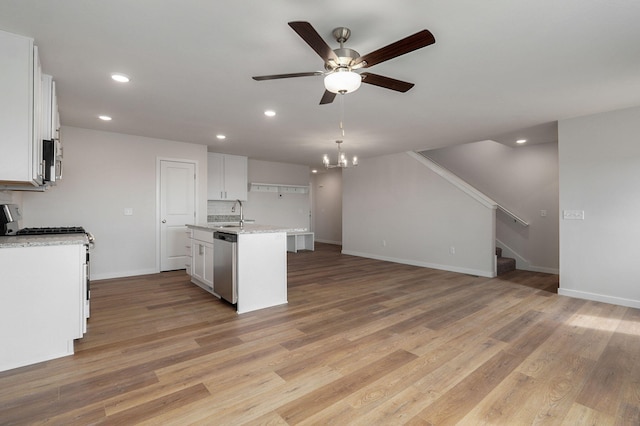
(218, 225), (240, 228)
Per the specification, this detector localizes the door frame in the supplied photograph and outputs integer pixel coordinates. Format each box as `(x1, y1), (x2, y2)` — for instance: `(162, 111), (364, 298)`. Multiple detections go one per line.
(156, 157), (200, 273)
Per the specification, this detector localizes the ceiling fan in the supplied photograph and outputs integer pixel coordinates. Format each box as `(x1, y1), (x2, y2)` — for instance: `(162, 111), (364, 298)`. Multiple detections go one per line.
(252, 21), (436, 105)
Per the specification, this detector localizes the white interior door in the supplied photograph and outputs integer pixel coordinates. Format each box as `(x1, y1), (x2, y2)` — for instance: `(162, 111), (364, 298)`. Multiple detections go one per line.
(160, 160), (196, 271)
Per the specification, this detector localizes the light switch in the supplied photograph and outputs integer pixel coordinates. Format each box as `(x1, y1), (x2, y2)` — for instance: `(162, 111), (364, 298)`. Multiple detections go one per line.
(563, 210), (584, 220)
(124, 208), (133, 216)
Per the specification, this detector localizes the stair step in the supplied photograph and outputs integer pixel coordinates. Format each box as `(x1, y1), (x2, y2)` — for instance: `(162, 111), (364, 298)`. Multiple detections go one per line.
(497, 256), (516, 275)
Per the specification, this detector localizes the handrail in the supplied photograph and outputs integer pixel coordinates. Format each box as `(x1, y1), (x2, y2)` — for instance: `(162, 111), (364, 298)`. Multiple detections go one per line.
(497, 205), (529, 226)
(411, 151), (529, 227)
(408, 152), (496, 209)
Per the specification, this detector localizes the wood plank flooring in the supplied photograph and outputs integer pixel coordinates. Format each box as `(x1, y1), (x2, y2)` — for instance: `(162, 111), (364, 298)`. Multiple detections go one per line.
(1, 243), (639, 425)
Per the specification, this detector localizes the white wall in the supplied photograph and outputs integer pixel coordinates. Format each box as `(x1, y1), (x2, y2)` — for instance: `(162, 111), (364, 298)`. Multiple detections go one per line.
(425, 140), (559, 273)
(20, 126), (208, 280)
(0, 191), (19, 205)
(559, 105), (640, 308)
(311, 168), (342, 244)
(342, 152), (496, 277)
(243, 159), (311, 229)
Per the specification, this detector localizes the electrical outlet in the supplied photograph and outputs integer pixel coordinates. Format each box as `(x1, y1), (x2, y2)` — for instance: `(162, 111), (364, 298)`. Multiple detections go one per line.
(382, 239), (387, 247)
(450, 246), (456, 255)
(124, 208), (133, 216)
(540, 209), (547, 217)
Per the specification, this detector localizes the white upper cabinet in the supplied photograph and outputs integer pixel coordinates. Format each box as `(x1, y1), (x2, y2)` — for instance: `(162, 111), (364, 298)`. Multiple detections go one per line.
(207, 153), (248, 201)
(0, 30), (44, 186)
(41, 74), (60, 144)
(41, 74), (62, 183)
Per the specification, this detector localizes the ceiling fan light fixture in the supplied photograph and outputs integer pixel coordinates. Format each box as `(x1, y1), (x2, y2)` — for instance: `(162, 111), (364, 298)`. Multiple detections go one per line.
(324, 69), (361, 94)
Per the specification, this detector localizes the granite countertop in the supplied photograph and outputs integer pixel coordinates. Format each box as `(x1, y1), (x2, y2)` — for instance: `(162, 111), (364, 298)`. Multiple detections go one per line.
(0, 234), (89, 248)
(187, 223), (308, 235)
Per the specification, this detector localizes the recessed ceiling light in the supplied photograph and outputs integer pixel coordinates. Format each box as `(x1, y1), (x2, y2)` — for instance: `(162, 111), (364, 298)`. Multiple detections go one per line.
(311, 169), (318, 174)
(216, 134), (226, 140)
(98, 115), (112, 121)
(111, 73), (130, 83)
(264, 110), (276, 117)
(516, 139), (527, 144)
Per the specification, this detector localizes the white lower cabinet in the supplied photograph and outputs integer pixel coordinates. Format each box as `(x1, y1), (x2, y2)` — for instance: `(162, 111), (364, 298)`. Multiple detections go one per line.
(185, 230), (193, 275)
(0, 242), (86, 372)
(190, 229), (214, 290)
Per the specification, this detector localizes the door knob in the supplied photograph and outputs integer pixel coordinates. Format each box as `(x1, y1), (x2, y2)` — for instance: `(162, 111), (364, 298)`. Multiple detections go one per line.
(162, 219), (167, 223)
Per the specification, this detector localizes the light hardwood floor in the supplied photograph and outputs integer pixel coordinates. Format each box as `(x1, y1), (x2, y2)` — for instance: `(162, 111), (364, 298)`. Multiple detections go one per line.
(1, 243), (639, 425)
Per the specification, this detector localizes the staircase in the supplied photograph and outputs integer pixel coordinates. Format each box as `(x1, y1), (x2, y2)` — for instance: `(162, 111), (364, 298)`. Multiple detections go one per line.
(496, 247), (516, 275)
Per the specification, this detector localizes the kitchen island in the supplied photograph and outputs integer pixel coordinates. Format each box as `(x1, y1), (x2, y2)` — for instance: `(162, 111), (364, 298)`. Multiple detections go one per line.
(187, 224), (305, 314)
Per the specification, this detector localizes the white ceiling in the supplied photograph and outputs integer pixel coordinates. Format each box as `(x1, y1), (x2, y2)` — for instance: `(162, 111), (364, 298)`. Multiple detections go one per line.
(2, 1), (640, 169)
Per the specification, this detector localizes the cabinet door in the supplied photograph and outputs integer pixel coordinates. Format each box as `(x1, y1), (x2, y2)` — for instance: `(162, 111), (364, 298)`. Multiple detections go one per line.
(207, 153), (247, 200)
(192, 240), (204, 283)
(52, 80), (62, 159)
(202, 242), (214, 288)
(223, 154), (248, 200)
(0, 31), (43, 185)
(192, 240), (213, 288)
(31, 46), (43, 185)
(41, 74), (54, 141)
(207, 153), (225, 200)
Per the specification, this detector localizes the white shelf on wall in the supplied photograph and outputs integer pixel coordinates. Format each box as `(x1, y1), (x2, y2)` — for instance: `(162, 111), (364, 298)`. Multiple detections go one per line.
(249, 182), (309, 194)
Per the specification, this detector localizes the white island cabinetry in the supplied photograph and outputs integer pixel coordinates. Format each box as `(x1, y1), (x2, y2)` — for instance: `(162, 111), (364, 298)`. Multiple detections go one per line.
(186, 224), (291, 313)
(0, 237), (87, 372)
(236, 231), (287, 314)
(189, 229), (214, 291)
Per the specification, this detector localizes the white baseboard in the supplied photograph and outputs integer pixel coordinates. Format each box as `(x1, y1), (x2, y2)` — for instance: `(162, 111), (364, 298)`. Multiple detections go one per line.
(315, 239), (342, 245)
(91, 268), (159, 281)
(558, 288), (640, 309)
(341, 250), (495, 278)
(527, 265), (559, 274)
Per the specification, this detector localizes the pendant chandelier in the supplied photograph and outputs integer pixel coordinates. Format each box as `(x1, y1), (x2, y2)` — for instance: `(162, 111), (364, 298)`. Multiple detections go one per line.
(322, 94), (358, 168)
(323, 140), (358, 168)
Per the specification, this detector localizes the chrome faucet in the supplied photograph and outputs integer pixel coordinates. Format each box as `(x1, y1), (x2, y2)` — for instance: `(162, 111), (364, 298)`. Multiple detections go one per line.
(233, 199), (244, 228)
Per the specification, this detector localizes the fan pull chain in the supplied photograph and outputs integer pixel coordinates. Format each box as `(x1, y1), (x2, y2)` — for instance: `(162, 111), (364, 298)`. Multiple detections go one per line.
(339, 93), (346, 138)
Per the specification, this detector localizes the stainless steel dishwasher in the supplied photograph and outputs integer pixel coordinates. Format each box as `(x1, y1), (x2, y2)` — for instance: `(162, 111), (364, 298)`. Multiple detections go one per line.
(213, 231), (237, 304)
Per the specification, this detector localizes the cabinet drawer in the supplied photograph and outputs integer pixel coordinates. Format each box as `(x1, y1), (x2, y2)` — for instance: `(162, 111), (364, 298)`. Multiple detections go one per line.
(192, 229), (214, 244)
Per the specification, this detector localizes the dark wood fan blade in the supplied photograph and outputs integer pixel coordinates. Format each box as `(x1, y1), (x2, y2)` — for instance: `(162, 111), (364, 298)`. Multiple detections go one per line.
(252, 71), (323, 81)
(319, 90), (337, 105)
(288, 21), (338, 63)
(354, 29), (435, 68)
(360, 72), (415, 92)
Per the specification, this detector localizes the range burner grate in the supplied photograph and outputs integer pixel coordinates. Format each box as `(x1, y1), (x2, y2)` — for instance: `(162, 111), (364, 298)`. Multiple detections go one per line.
(16, 226), (87, 235)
